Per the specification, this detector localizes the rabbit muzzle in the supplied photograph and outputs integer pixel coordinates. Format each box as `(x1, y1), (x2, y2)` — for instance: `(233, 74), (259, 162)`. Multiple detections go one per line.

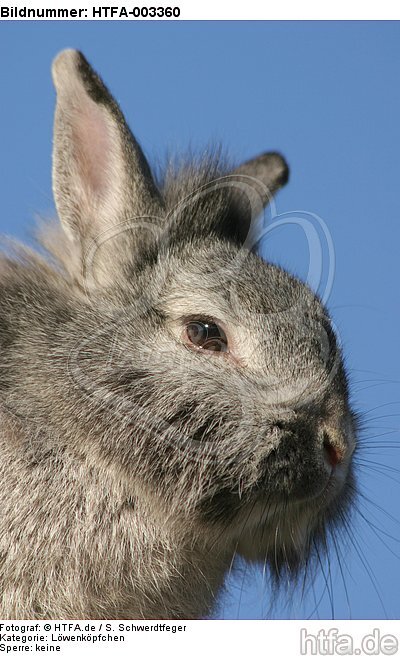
(253, 410), (355, 503)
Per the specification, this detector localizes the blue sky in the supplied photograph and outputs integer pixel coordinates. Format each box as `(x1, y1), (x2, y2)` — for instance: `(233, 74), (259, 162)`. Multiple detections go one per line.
(0, 21), (399, 619)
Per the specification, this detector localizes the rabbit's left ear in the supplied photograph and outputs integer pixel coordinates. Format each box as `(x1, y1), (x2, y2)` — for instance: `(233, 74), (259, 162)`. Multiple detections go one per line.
(230, 151), (289, 204)
(226, 152), (289, 243)
(166, 151), (289, 248)
(51, 50), (163, 277)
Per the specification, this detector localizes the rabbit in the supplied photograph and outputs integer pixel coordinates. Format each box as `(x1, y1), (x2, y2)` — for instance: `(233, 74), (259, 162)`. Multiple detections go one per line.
(0, 49), (357, 620)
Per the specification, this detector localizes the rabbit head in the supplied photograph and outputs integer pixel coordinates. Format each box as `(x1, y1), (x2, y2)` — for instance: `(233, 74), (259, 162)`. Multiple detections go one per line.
(7, 50), (356, 583)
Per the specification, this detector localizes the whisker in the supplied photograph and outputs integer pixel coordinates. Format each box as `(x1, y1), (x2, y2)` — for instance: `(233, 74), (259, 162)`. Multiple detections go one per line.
(337, 509), (388, 619)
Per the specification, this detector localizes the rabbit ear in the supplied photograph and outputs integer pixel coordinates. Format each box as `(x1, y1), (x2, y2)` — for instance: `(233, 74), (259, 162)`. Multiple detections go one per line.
(162, 152), (289, 251)
(226, 152), (289, 243)
(51, 50), (163, 277)
(230, 151), (289, 203)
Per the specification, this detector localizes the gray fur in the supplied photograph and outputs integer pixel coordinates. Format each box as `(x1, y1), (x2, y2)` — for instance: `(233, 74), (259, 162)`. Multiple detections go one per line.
(0, 50), (356, 619)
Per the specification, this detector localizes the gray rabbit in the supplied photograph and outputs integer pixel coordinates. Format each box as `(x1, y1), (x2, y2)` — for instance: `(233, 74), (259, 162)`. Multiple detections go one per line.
(0, 50), (356, 619)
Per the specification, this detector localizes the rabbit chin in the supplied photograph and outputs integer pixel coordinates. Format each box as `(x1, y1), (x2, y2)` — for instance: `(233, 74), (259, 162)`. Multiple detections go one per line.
(213, 463), (350, 572)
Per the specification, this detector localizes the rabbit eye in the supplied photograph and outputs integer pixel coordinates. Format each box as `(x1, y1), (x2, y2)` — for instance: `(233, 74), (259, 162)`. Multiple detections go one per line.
(184, 320), (228, 353)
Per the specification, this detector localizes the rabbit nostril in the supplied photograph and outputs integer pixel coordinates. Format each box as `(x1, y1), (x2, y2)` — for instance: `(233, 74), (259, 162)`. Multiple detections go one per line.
(274, 421), (286, 430)
(323, 437), (343, 468)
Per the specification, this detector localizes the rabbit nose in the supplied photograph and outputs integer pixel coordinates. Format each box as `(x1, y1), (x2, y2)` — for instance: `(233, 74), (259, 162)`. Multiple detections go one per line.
(322, 432), (344, 469)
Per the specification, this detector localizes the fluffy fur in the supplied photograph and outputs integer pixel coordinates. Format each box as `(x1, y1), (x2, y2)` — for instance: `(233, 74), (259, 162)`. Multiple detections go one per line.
(0, 50), (356, 619)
